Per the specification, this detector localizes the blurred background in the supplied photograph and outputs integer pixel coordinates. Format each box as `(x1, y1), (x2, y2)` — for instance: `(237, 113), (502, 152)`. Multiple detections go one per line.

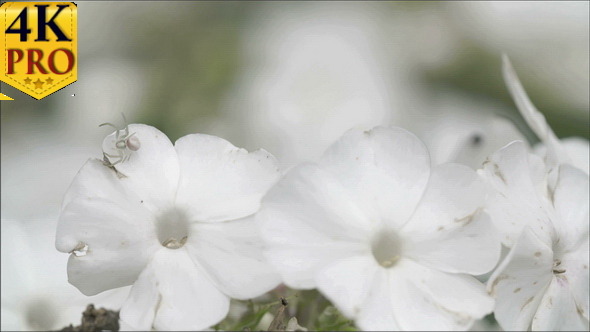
(1, 2), (588, 330)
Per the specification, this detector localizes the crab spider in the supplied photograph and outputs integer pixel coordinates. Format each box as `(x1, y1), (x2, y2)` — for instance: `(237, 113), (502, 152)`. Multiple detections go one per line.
(100, 114), (141, 168)
(102, 152), (128, 179)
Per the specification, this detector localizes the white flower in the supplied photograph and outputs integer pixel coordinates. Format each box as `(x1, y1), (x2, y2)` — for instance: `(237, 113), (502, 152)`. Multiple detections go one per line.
(484, 143), (589, 330)
(1, 218), (128, 331)
(257, 126), (500, 331)
(404, 91), (527, 169)
(56, 124), (282, 330)
(481, 57), (590, 330)
(502, 55), (589, 176)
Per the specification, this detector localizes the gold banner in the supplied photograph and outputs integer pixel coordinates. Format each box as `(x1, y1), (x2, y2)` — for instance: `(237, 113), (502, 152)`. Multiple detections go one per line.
(1, 2), (77, 100)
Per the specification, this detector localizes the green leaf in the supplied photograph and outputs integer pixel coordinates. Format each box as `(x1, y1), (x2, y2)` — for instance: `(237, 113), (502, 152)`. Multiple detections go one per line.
(315, 306), (358, 331)
(232, 306), (270, 331)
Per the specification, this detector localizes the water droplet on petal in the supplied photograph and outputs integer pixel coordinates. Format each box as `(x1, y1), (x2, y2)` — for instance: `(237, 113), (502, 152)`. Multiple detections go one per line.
(72, 242), (88, 257)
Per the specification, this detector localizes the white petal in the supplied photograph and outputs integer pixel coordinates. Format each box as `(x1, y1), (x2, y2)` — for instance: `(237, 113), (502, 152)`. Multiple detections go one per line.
(121, 248), (230, 331)
(487, 226), (554, 331)
(560, 238), (590, 321)
(102, 124), (179, 213)
(483, 139), (547, 199)
(319, 126), (430, 229)
(186, 216), (281, 300)
(397, 259), (494, 319)
(119, 266), (160, 331)
(257, 163), (370, 288)
(552, 165), (589, 251)
(405, 164), (486, 230)
(61, 158), (136, 212)
(534, 137), (590, 176)
(119, 319), (143, 331)
(174, 134), (280, 223)
(501, 55), (568, 169)
(354, 269), (401, 331)
(60, 198), (158, 296)
(402, 164), (500, 274)
(259, 163), (372, 243)
(532, 276), (589, 331)
(56, 159), (160, 295)
(0, 308), (20, 331)
(406, 212), (500, 275)
(479, 140), (554, 247)
(561, 137), (590, 175)
(389, 262), (488, 331)
(315, 255), (379, 318)
(262, 243), (366, 289)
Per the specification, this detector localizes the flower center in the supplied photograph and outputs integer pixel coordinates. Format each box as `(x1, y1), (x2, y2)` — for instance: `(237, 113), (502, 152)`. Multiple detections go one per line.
(371, 229), (403, 268)
(553, 259), (566, 275)
(25, 297), (57, 330)
(156, 208), (190, 249)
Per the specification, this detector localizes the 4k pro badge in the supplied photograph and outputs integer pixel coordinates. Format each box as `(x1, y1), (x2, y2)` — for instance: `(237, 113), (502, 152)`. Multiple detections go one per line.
(1, 2), (77, 100)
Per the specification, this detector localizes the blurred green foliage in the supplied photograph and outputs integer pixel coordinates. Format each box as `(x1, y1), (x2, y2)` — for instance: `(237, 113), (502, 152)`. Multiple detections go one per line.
(131, 3), (255, 142)
(424, 40), (590, 141)
(212, 289), (358, 331)
(2, 2), (587, 142)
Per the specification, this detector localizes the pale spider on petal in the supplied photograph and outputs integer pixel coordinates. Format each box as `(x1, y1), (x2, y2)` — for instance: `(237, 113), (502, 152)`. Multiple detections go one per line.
(99, 114), (141, 167)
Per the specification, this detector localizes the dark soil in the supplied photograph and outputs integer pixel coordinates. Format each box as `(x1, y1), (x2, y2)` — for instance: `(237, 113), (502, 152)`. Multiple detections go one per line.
(58, 304), (119, 332)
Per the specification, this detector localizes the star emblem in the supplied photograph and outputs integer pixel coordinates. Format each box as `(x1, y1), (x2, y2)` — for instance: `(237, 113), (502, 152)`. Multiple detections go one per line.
(33, 79), (44, 89)
(24, 77), (32, 85)
(46, 77), (54, 85)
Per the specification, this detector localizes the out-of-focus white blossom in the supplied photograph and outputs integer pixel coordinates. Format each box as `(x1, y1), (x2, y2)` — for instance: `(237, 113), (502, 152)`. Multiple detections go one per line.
(257, 126), (500, 331)
(403, 91), (527, 169)
(56, 125), (281, 330)
(1, 218), (129, 331)
(223, 4), (397, 167)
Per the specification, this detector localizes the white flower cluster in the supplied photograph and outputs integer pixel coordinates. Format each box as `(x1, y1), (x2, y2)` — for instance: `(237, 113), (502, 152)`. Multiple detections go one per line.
(56, 57), (589, 331)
